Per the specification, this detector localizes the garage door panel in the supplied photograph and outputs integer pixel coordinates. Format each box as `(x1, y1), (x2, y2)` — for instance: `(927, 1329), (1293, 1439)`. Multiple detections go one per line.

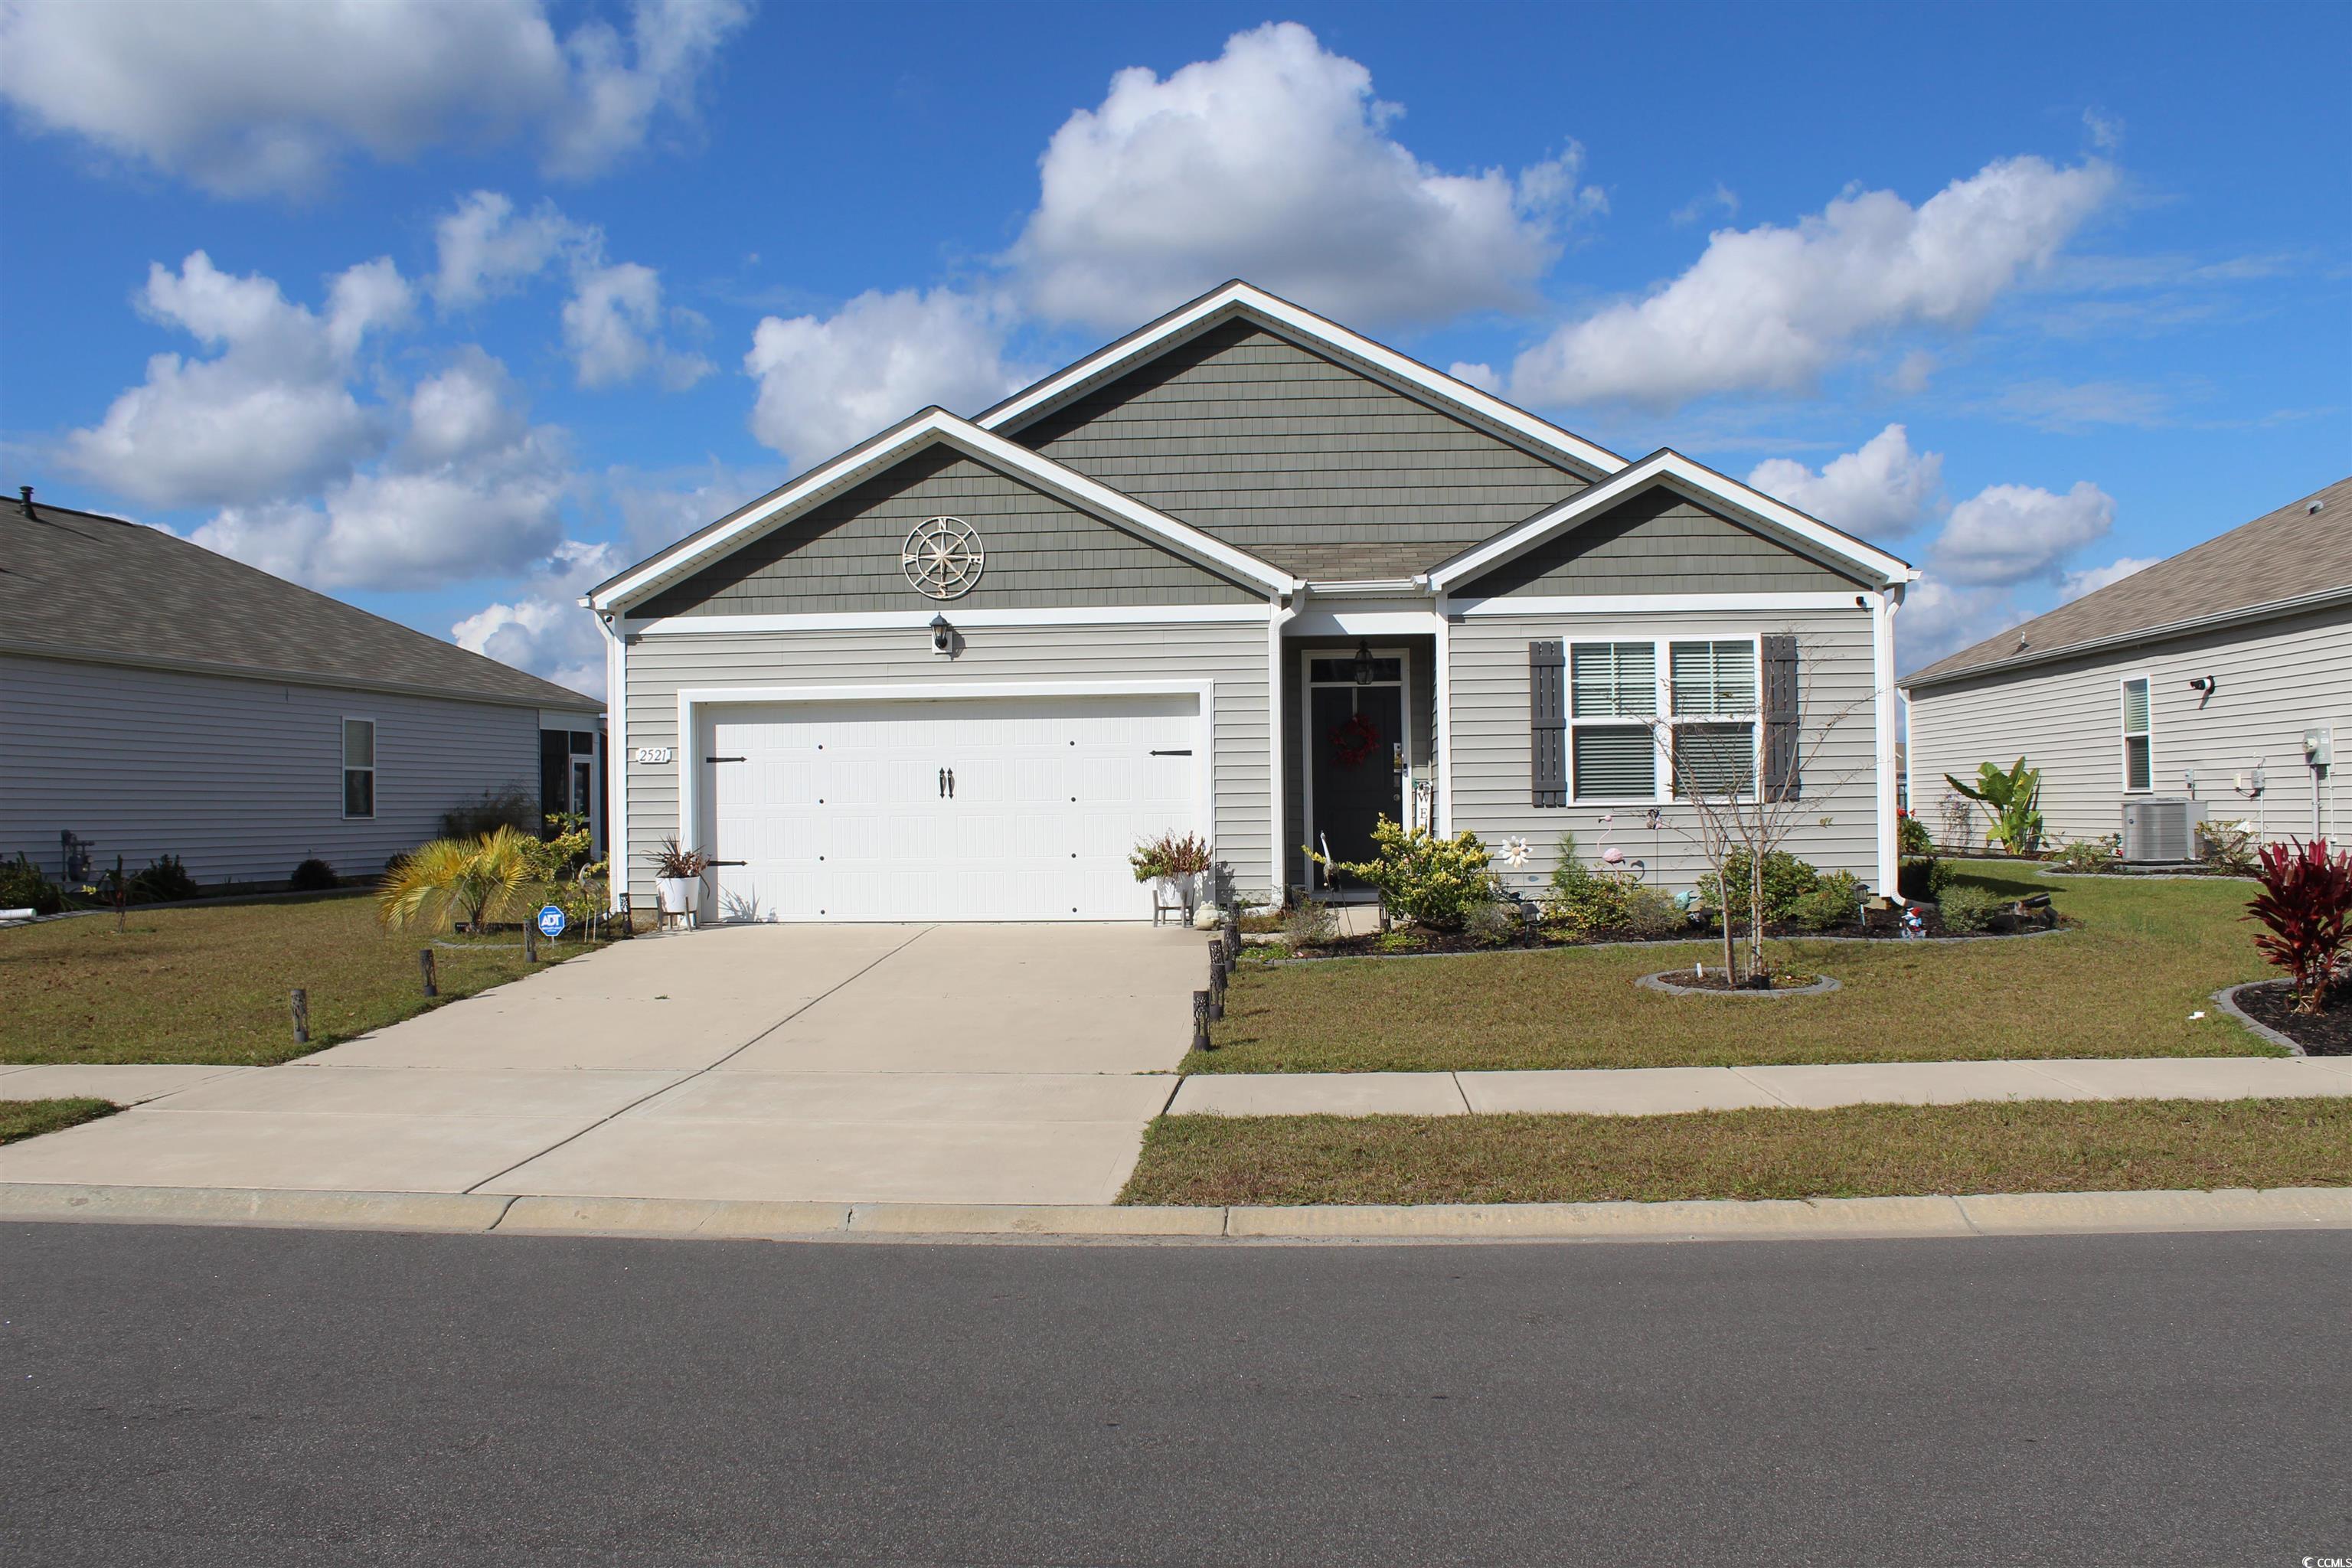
(704, 694), (1204, 922)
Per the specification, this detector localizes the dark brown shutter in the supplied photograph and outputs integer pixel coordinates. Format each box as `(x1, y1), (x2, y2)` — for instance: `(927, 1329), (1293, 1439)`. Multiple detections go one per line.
(1530, 639), (1566, 807)
(1762, 633), (1800, 801)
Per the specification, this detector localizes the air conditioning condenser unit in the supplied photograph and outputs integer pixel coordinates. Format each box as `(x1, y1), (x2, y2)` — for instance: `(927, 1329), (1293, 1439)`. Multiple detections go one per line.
(2121, 799), (2206, 864)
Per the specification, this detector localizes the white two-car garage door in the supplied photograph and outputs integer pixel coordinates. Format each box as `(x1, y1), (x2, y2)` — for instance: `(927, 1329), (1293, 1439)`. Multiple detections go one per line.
(700, 692), (1205, 921)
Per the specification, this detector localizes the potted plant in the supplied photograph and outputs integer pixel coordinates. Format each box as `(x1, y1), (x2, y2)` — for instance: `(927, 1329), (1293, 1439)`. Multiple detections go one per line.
(1131, 831), (1215, 922)
(654, 838), (708, 918)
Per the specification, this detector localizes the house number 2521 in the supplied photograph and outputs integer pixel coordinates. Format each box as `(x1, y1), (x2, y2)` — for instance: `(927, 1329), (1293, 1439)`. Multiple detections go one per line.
(632, 746), (675, 764)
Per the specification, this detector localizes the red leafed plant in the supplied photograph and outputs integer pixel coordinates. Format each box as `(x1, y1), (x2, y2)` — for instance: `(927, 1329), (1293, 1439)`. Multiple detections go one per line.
(2245, 838), (2352, 1014)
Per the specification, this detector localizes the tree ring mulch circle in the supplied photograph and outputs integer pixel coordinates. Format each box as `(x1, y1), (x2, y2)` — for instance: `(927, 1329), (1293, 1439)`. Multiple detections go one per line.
(1638, 969), (1841, 999)
(2216, 978), (2352, 1056)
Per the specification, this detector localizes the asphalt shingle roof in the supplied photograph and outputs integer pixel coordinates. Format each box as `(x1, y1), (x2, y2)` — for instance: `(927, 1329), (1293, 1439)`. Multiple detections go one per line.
(1902, 475), (2352, 688)
(1, 495), (600, 710)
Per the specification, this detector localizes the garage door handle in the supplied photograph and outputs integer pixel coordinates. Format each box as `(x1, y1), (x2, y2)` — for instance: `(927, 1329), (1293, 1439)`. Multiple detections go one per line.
(947, 768), (956, 799)
(938, 767), (946, 799)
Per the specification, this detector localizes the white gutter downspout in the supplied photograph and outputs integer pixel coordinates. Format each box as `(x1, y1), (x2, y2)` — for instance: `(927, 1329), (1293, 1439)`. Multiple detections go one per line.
(1873, 587), (1903, 900)
(1268, 589), (1301, 898)
(590, 600), (629, 914)
(1432, 585), (1454, 836)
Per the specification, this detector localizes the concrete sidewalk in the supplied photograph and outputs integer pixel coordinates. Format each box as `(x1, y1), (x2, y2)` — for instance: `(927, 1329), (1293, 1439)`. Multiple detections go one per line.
(1167, 1055), (2352, 1117)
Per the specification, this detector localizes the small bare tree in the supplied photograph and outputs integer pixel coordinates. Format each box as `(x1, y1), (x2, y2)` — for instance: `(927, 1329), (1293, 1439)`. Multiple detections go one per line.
(1643, 635), (1877, 986)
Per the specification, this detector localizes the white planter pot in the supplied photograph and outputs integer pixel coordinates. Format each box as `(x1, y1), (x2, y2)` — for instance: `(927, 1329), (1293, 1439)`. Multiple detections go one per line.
(655, 877), (700, 916)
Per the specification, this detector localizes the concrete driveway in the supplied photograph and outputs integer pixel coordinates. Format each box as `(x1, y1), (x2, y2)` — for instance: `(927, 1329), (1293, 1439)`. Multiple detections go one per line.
(2, 924), (1204, 1206)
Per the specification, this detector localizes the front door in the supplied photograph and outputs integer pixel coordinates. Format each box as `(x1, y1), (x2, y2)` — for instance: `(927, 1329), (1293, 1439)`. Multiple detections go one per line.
(1305, 650), (1406, 891)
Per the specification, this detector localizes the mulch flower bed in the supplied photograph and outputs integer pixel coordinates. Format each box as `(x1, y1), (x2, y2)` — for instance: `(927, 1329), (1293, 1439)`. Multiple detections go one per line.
(2230, 978), (2352, 1056)
(1645, 968), (1828, 994)
(1285, 904), (2062, 959)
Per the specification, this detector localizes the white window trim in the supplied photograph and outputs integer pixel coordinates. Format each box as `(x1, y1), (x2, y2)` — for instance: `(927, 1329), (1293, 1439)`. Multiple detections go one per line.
(1565, 633), (1764, 805)
(1299, 646), (1415, 896)
(2120, 672), (2154, 794)
(341, 715), (377, 821)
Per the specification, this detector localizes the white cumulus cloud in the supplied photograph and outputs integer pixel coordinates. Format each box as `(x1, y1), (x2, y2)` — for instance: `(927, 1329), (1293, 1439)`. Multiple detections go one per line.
(430, 190), (594, 309)
(1933, 480), (2117, 586)
(1008, 21), (1601, 329)
(744, 288), (1029, 468)
(0, 0), (750, 198)
(1747, 424), (1943, 539)
(191, 348), (569, 591)
(62, 250), (412, 508)
(564, 261), (711, 390)
(2058, 554), (2159, 602)
(1506, 155), (2117, 410)
(450, 539), (625, 696)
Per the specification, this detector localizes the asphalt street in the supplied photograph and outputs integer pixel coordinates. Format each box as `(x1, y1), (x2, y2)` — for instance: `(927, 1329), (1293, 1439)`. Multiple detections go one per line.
(3, 1222), (2346, 1566)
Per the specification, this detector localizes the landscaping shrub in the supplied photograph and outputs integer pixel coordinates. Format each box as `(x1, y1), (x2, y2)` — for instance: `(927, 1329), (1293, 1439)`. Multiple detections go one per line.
(1943, 758), (2044, 853)
(1936, 884), (2004, 933)
(437, 783), (537, 841)
(1706, 850), (1821, 922)
(1, 853), (64, 915)
(1315, 818), (1498, 932)
(2246, 838), (2352, 1014)
(1544, 833), (1633, 936)
(2198, 818), (2259, 875)
(2052, 838), (2119, 872)
(129, 854), (200, 903)
(289, 858), (339, 892)
(1791, 871), (1867, 931)
(378, 827), (533, 933)
(1621, 886), (1686, 940)
(1282, 897), (1337, 949)
(1896, 812), (1933, 858)
(1462, 899), (1521, 947)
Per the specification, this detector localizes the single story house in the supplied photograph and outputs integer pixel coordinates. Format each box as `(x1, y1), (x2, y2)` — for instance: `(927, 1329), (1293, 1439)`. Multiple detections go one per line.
(586, 281), (1916, 923)
(1904, 475), (2350, 858)
(2, 489), (604, 891)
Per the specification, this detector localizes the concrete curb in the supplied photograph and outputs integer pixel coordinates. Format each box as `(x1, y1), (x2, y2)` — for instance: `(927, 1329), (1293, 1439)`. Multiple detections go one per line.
(5, 1181), (2347, 1246)
(2211, 982), (2311, 1057)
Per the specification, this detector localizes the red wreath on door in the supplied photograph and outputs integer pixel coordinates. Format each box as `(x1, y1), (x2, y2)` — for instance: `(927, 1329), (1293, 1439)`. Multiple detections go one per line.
(1328, 710), (1381, 768)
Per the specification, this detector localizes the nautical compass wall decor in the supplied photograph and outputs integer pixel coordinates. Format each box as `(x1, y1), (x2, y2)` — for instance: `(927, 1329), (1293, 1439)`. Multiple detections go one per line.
(902, 516), (985, 599)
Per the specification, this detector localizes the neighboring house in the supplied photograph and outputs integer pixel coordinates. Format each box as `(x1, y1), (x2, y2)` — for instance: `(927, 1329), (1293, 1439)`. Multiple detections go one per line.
(1903, 476), (2352, 854)
(2, 490), (603, 890)
(586, 281), (1916, 923)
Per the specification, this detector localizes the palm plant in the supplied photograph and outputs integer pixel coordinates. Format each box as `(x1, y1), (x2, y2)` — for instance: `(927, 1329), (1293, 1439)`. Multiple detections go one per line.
(378, 826), (533, 933)
(1943, 758), (2044, 854)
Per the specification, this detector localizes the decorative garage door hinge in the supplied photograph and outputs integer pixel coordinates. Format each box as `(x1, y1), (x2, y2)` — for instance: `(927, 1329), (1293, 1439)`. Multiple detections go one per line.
(705, 755), (746, 763)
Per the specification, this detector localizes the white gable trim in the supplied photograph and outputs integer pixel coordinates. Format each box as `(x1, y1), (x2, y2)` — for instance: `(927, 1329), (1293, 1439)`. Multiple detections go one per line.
(587, 407), (1293, 612)
(975, 281), (1626, 479)
(1425, 449), (1919, 593)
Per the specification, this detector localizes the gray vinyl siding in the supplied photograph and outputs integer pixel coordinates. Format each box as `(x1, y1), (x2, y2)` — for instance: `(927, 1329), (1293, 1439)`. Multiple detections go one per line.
(1447, 610), (1881, 900)
(617, 620), (1272, 909)
(1281, 637), (1437, 893)
(1906, 606), (2352, 851)
(635, 446), (1257, 619)
(1014, 320), (1589, 577)
(1462, 486), (1870, 598)
(0, 652), (554, 887)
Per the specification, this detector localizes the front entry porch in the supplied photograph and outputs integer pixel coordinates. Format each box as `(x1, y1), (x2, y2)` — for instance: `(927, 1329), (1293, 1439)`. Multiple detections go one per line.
(1282, 633), (1438, 900)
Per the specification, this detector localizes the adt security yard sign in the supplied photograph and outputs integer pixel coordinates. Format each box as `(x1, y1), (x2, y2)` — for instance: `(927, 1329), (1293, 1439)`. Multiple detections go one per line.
(536, 904), (567, 938)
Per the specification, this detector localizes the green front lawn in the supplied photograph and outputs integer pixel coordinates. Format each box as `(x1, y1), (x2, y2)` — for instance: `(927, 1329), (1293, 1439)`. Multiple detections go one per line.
(1, 893), (606, 1066)
(1119, 1099), (2351, 1206)
(0, 1098), (119, 1145)
(1193, 863), (2280, 1072)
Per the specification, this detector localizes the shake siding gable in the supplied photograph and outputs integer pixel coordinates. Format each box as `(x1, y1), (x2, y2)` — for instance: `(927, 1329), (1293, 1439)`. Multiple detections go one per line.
(1012, 319), (1590, 575)
(633, 446), (1259, 619)
(1460, 486), (1870, 598)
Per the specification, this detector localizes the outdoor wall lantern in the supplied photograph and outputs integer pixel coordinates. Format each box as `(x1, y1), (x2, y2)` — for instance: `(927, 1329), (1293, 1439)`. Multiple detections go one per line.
(1352, 639), (1376, 685)
(929, 613), (953, 656)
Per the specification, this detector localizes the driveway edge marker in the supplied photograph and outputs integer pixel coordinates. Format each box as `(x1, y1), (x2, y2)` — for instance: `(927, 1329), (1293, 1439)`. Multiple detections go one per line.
(6, 1183), (2347, 1243)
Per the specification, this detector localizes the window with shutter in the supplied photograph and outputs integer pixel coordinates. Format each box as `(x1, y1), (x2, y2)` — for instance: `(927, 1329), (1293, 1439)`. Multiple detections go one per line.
(1569, 641), (1658, 800)
(1668, 639), (1758, 799)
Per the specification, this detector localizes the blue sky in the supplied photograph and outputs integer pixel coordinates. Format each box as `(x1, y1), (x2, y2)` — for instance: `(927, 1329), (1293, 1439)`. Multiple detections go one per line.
(3, 0), (2345, 693)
